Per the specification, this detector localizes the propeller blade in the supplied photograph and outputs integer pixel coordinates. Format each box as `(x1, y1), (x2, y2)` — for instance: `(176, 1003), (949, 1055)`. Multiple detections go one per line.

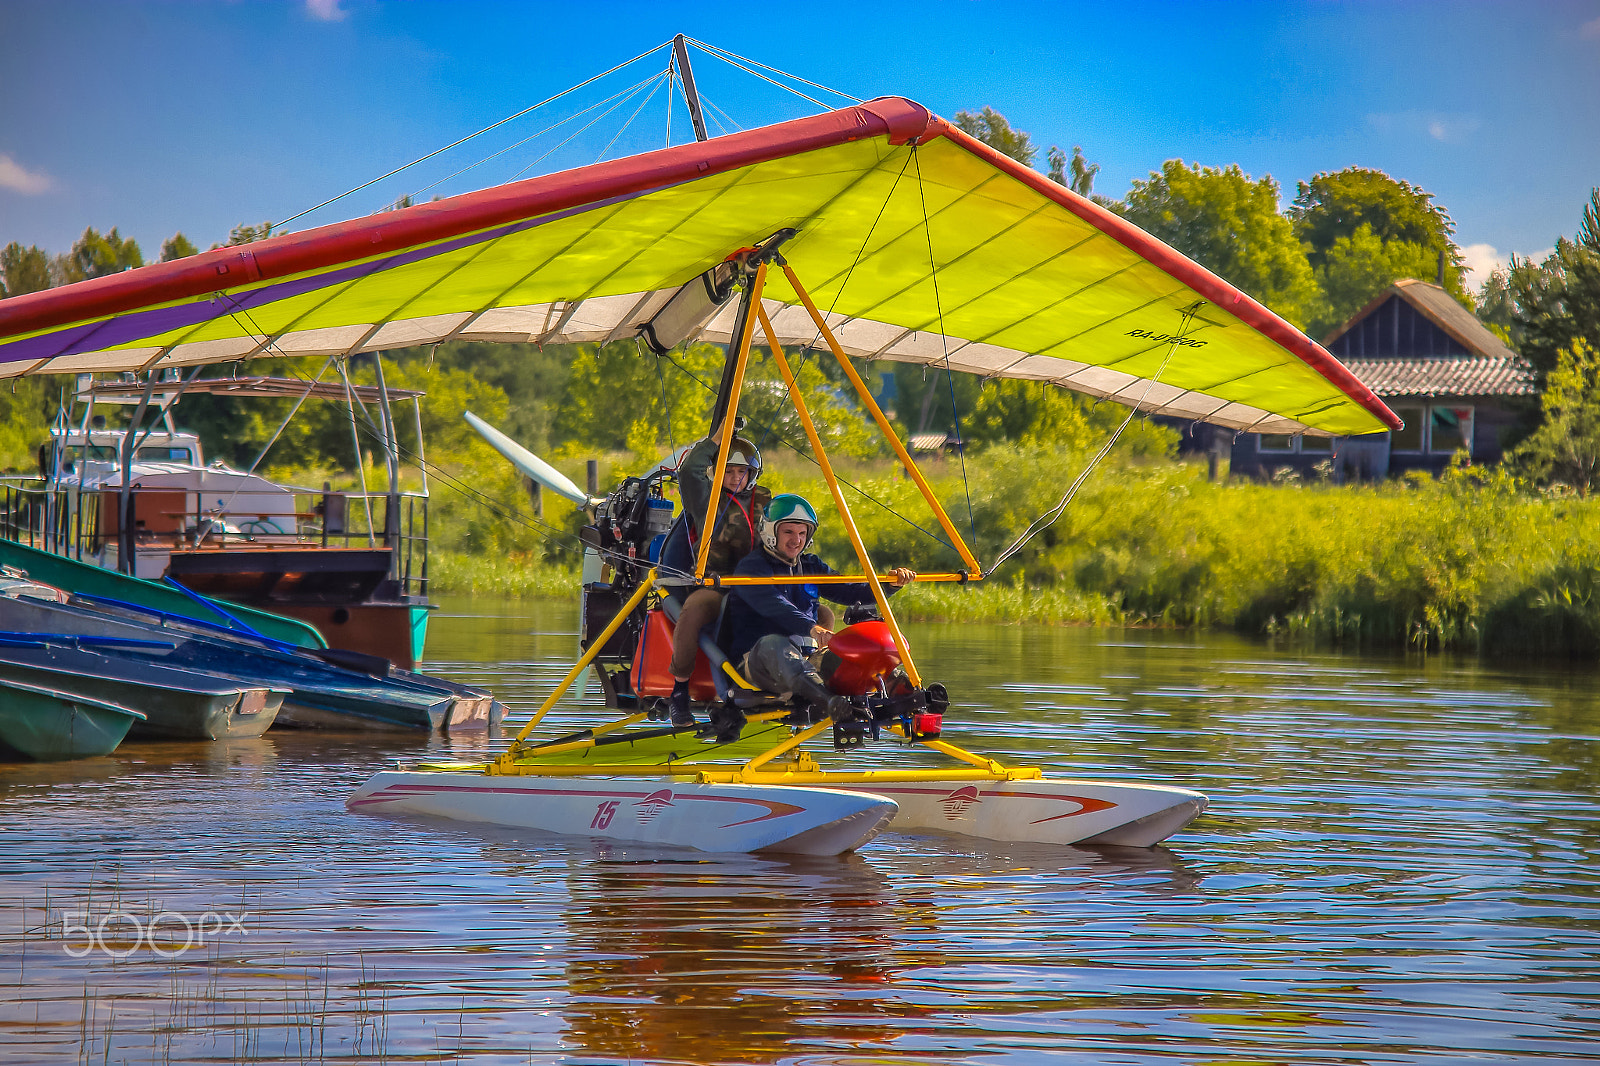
(463, 411), (593, 505)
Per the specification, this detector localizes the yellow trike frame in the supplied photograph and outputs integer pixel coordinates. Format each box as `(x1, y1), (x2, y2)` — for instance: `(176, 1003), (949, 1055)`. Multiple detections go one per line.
(485, 260), (1041, 788)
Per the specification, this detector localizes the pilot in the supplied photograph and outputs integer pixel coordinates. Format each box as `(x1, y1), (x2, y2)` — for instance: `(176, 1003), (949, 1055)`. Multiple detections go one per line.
(724, 493), (915, 721)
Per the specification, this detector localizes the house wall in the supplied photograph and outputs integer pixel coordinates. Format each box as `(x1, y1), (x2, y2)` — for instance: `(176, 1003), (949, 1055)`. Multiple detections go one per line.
(1229, 396), (1525, 482)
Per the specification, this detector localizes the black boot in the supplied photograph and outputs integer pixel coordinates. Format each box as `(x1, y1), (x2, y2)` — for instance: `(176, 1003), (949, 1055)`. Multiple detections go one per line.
(790, 670), (847, 724)
(669, 679), (695, 729)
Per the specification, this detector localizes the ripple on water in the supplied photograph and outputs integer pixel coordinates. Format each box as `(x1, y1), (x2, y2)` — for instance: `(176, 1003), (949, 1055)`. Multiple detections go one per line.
(1, 606), (1597, 1064)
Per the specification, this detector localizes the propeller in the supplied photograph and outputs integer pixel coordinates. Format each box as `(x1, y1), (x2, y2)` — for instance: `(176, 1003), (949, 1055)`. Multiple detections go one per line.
(463, 411), (597, 506)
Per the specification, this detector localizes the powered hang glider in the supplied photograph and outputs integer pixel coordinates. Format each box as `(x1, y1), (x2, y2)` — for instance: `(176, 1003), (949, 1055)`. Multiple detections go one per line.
(0, 97), (1398, 439)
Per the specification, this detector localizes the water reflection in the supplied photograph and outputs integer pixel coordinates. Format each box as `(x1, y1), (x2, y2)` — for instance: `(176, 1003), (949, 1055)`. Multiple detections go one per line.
(1, 597), (1596, 1064)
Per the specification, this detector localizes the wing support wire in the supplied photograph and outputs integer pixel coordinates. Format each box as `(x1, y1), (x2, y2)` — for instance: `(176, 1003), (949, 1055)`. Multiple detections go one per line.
(756, 299), (922, 688)
(480, 255), (1031, 788)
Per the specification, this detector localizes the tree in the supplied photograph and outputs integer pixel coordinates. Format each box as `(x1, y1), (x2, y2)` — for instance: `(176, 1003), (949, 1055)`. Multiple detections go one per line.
(1119, 160), (1321, 329)
(1310, 222), (1441, 338)
(1513, 338), (1600, 496)
(1289, 167), (1464, 287)
(1046, 145), (1100, 198)
(160, 233), (199, 261)
(56, 226), (142, 284)
(0, 242), (51, 297)
(1580, 186), (1600, 254)
(1508, 237), (1600, 377)
(1475, 267), (1517, 347)
(953, 107), (1035, 167)
(214, 221), (273, 249)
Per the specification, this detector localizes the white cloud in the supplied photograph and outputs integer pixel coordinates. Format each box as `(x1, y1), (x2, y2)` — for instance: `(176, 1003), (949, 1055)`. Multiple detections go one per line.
(305, 0), (346, 21)
(1366, 110), (1479, 144)
(0, 154), (51, 195)
(1461, 243), (1559, 291)
(1462, 243), (1505, 291)
(1580, 15), (1600, 40)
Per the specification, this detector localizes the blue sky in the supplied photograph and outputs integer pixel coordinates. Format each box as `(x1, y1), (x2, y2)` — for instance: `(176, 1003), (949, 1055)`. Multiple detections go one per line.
(3, 0), (1598, 291)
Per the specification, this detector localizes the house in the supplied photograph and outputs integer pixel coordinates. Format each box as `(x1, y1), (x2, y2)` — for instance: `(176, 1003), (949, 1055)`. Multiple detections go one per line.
(1231, 279), (1538, 480)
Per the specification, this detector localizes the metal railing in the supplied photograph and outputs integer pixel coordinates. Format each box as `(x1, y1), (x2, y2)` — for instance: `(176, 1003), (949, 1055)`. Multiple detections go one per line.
(0, 479), (428, 599)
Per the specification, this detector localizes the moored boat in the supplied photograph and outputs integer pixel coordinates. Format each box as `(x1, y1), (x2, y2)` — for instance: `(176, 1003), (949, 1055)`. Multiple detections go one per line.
(0, 578), (480, 733)
(0, 638), (283, 740)
(0, 676), (144, 760)
(1, 373), (433, 669)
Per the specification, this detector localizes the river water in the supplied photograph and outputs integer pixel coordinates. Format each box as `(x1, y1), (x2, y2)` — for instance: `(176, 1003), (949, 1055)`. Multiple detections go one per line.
(2, 596), (1597, 1064)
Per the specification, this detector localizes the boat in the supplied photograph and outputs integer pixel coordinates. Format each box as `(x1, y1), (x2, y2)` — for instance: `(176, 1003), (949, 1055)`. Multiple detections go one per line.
(0, 636), (284, 740)
(0, 676), (144, 761)
(0, 42), (1399, 854)
(0, 576), (492, 733)
(3, 374), (434, 669)
(0, 536), (326, 650)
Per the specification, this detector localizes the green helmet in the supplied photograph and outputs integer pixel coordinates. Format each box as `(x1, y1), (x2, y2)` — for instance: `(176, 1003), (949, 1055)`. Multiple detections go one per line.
(760, 493), (818, 554)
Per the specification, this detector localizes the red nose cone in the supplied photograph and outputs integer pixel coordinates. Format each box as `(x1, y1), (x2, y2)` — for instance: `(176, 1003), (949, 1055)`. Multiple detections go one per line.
(826, 621), (901, 695)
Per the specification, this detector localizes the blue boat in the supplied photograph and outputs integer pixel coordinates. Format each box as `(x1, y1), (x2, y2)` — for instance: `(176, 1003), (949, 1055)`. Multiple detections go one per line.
(0, 583), (473, 732)
(0, 638), (283, 739)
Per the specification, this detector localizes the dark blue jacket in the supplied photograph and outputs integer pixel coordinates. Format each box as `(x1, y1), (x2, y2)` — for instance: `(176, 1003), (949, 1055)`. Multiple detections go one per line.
(723, 546), (893, 664)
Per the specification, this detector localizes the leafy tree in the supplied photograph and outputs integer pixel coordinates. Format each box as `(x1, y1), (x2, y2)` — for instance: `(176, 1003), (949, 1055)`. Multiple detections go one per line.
(1580, 186), (1600, 253)
(160, 233), (199, 261)
(1513, 337), (1600, 496)
(1119, 160), (1320, 329)
(214, 221), (273, 249)
(1507, 198), (1600, 378)
(1, 242), (51, 297)
(1476, 267), (1517, 346)
(423, 340), (573, 452)
(964, 378), (1174, 456)
(554, 343), (720, 457)
(56, 226), (142, 284)
(1289, 167), (1464, 288)
(1310, 222), (1441, 338)
(1046, 145), (1100, 197)
(953, 107), (1035, 167)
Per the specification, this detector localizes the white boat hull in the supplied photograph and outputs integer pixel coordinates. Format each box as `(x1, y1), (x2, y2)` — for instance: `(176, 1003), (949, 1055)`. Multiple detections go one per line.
(850, 778), (1206, 847)
(347, 771), (898, 856)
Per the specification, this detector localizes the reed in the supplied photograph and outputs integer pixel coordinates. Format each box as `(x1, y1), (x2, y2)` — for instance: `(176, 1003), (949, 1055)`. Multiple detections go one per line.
(426, 446), (1600, 658)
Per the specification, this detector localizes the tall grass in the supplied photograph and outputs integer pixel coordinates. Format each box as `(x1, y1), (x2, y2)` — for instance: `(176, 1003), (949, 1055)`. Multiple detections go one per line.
(427, 445), (1600, 659)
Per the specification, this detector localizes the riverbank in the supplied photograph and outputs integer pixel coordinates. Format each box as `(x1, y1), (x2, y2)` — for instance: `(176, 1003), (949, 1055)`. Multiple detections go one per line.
(428, 449), (1600, 659)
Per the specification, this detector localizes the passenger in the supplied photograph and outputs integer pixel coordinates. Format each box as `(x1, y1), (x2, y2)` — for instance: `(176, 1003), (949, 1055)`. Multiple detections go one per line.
(656, 423), (767, 727)
(724, 493), (916, 721)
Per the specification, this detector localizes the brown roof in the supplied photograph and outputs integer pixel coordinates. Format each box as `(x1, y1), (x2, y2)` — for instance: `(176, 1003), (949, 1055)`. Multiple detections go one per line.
(1325, 279), (1518, 360)
(1346, 356), (1537, 398)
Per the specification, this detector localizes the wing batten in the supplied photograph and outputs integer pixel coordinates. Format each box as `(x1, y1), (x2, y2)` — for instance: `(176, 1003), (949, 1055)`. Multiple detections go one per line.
(0, 95), (1396, 435)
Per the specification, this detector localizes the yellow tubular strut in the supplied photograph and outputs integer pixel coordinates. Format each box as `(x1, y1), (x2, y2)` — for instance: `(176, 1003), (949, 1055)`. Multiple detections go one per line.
(495, 569), (658, 767)
(469, 258), (1043, 788)
(757, 303), (922, 687)
(694, 260), (767, 581)
(782, 262), (983, 577)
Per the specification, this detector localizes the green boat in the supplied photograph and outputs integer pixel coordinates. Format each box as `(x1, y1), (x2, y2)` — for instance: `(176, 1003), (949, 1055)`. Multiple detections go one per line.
(0, 539), (326, 651)
(0, 677), (145, 760)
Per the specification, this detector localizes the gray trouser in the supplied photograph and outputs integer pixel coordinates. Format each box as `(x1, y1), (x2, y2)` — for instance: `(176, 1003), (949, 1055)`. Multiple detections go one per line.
(741, 634), (829, 701)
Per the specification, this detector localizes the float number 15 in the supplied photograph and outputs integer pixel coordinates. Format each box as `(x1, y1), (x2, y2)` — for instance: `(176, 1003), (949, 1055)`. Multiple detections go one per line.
(590, 800), (620, 829)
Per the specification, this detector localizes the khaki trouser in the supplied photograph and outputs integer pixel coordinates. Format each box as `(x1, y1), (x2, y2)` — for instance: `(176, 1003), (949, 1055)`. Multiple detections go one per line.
(669, 587), (727, 680)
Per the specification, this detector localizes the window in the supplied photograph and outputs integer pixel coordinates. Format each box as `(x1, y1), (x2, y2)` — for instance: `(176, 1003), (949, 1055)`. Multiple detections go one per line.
(135, 446), (194, 463)
(1257, 433), (1337, 454)
(1390, 405), (1425, 453)
(1429, 406), (1473, 455)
